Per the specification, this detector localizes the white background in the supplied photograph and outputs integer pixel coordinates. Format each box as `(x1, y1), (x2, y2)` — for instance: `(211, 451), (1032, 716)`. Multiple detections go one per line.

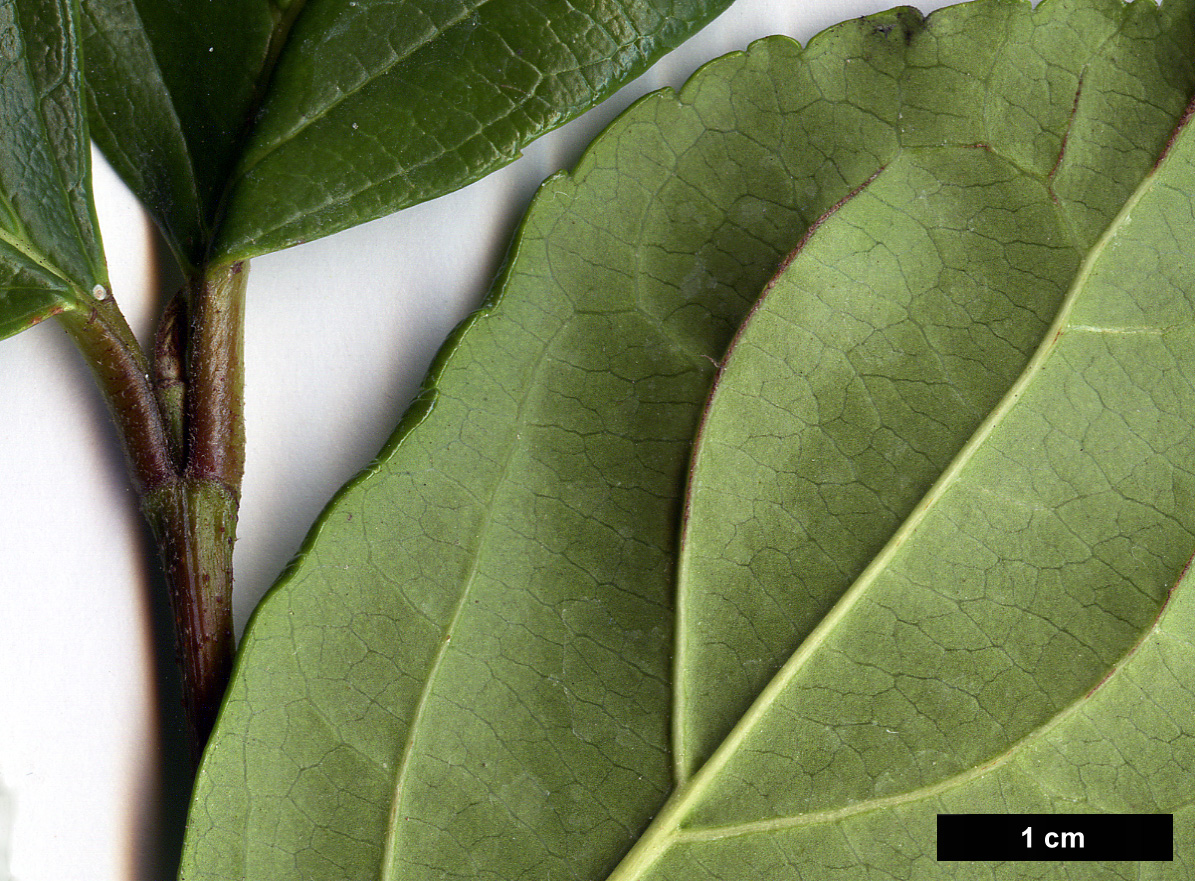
(0, 2), (953, 878)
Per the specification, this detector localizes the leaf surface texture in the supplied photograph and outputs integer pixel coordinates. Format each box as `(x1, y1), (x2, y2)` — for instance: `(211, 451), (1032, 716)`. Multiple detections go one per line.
(79, 0), (735, 267)
(184, 1), (1195, 878)
(0, 0), (107, 339)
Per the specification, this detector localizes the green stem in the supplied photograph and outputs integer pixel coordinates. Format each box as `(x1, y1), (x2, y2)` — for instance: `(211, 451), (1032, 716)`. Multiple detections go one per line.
(58, 260), (249, 765)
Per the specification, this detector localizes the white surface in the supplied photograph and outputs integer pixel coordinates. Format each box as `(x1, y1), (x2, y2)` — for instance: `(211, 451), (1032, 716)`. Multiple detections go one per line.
(0, 2), (950, 878)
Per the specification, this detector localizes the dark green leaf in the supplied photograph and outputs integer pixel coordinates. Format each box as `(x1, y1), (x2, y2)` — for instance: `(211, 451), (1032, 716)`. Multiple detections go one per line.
(183, 1), (1195, 878)
(211, 0), (738, 261)
(0, 0), (107, 339)
(80, 0), (736, 267)
(79, 0), (280, 268)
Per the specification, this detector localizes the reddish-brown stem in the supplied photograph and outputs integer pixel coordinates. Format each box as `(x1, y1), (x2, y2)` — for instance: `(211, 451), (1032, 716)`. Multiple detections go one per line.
(59, 260), (248, 766)
(184, 261), (247, 490)
(142, 478), (239, 762)
(59, 294), (175, 496)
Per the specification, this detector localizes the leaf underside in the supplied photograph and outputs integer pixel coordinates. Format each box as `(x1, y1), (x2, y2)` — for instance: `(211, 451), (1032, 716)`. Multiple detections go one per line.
(184, 1), (1195, 879)
(80, 0), (737, 268)
(0, 0), (106, 339)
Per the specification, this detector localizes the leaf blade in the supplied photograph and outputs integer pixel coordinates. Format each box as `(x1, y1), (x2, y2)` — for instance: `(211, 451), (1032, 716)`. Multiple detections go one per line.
(677, 145), (1083, 777)
(644, 71), (1195, 881)
(211, 0), (739, 261)
(676, 0), (1195, 778)
(0, 0), (106, 337)
(182, 17), (931, 876)
(601, 77), (1195, 881)
(79, 0), (279, 267)
(185, 2), (1195, 878)
(82, 0), (737, 266)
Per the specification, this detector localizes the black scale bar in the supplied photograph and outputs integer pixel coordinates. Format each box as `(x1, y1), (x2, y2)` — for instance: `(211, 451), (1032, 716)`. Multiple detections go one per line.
(937, 814), (1173, 861)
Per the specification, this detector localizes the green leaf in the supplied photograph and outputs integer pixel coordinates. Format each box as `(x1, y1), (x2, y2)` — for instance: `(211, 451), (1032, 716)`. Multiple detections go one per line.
(676, 145), (1084, 777)
(676, 0), (1195, 772)
(183, 1), (1195, 878)
(181, 14), (921, 879)
(79, 0), (736, 268)
(79, 0), (279, 268)
(0, 0), (107, 339)
(624, 94), (1195, 878)
(212, 0), (740, 261)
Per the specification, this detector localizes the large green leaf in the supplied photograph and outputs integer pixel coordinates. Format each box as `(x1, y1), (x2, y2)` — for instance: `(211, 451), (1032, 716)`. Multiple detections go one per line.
(0, 0), (107, 339)
(79, 0), (736, 268)
(183, 1), (1195, 878)
(676, 145), (1084, 775)
(675, 0), (1195, 772)
(622, 85), (1195, 878)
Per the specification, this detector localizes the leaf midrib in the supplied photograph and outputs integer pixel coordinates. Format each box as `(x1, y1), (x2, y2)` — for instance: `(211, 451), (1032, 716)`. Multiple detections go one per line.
(231, 0), (497, 183)
(378, 315), (566, 881)
(0, 226), (74, 291)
